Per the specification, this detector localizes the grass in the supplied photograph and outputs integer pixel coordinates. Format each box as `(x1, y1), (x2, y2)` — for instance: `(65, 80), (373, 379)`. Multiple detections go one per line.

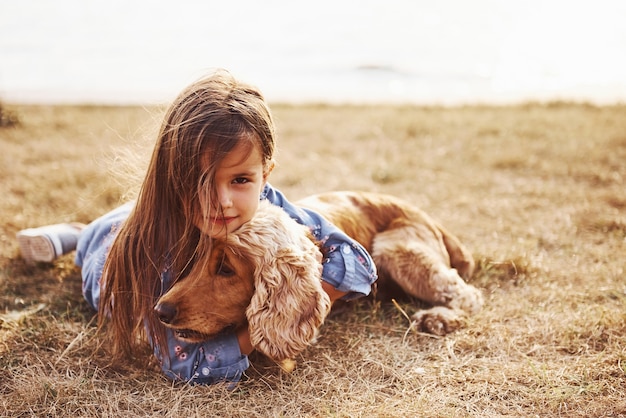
(1, 101), (625, 417)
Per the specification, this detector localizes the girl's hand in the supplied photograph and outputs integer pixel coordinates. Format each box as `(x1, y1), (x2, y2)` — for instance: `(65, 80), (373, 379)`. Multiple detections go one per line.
(321, 281), (346, 304)
(316, 250), (346, 303)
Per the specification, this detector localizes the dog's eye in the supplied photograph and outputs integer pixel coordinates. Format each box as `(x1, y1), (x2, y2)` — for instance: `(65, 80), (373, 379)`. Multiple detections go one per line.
(217, 263), (235, 277)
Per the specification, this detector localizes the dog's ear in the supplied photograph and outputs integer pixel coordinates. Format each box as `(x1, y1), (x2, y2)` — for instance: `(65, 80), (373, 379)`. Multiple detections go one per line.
(234, 202), (331, 362)
(247, 243), (331, 362)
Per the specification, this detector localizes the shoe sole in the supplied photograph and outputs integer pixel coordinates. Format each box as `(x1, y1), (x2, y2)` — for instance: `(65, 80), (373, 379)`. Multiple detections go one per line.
(16, 231), (56, 263)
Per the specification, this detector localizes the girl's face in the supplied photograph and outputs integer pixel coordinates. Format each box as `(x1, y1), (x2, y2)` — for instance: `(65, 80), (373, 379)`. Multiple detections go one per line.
(195, 140), (270, 239)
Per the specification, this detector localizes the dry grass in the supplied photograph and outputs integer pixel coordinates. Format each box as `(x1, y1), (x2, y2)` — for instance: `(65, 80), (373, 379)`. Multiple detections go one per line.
(1, 102), (625, 417)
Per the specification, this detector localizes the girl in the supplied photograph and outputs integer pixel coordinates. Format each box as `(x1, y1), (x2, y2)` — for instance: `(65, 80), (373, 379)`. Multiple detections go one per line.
(16, 70), (377, 385)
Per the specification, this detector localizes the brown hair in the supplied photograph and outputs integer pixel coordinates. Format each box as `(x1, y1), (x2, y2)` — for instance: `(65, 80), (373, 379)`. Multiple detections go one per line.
(98, 69), (276, 362)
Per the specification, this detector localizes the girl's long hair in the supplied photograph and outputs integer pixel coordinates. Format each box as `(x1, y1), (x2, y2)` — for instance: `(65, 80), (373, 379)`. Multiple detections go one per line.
(98, 69), (276, 362)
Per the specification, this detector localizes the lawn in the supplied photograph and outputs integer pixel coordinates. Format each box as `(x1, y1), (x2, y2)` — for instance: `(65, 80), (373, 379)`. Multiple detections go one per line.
(1, 102), (625, 417)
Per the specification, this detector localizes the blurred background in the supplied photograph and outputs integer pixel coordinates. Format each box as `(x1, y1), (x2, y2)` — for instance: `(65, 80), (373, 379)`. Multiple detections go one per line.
(1, 0), (625, 105)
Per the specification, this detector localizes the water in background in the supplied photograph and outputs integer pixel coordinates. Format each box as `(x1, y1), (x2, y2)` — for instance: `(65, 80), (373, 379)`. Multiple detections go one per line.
(1, 0), (625, 105)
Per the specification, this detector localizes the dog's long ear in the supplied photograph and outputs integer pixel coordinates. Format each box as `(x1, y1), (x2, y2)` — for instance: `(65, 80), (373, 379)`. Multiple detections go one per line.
(247, 243), (331, 362)
(233, 202), (331, 362)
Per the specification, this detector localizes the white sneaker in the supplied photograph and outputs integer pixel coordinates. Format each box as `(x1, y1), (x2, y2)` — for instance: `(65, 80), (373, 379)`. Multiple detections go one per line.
(16, 224), (83, 263)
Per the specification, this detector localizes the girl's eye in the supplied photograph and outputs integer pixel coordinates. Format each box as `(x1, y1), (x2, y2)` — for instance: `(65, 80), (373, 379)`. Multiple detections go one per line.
(232, 177), (249, 185)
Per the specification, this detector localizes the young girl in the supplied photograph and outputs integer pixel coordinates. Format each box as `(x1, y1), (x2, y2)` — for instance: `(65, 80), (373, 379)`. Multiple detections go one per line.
(16, 70), (377, 385)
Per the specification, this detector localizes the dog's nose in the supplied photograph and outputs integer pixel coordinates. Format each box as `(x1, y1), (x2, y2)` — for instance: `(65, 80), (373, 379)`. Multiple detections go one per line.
(154, 302), (177, 324)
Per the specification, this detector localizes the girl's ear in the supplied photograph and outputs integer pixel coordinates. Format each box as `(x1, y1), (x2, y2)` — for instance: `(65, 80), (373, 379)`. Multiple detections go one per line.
(263, 160), (275, 182)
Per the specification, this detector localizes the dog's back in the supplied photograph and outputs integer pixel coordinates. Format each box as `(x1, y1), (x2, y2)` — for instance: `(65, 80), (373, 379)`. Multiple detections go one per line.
(297, 191), (474, 279)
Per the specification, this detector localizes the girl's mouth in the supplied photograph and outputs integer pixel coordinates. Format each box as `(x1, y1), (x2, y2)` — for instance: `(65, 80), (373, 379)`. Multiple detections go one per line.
(212, 216), (236, 226)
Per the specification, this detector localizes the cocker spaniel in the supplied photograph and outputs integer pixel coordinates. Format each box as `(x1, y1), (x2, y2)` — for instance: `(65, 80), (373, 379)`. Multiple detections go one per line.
(154, 191), (483, 365)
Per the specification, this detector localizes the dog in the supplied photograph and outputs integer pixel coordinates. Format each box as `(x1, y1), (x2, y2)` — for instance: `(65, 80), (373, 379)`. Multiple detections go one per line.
(154, 191), (483, 365)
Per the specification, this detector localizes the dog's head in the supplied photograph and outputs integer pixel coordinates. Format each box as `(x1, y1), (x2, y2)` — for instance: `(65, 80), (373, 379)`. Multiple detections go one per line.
(154, 200), (331, 362)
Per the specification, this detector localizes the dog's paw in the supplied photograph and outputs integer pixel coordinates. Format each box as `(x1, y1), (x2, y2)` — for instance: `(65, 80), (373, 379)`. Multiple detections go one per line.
(451, 284), (484, 314)
(411, 306), (464, 336)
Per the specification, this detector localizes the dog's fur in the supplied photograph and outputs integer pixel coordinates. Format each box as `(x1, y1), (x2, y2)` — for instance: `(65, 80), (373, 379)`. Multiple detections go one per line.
(155, 191), (483, 363)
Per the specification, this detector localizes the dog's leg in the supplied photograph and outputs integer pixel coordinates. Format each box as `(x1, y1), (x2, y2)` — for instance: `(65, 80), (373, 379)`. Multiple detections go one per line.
(372, 230), (483, 335)
(407, 265), (483, 335)
(436, 221), (476, 281)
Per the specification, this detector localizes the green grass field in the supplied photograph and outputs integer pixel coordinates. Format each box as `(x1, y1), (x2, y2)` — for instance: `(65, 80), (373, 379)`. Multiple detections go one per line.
(1, 102), (625, 417)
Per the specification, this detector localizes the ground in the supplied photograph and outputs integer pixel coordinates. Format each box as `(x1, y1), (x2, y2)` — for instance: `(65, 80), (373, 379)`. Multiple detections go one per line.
(1, 102), (625, 417)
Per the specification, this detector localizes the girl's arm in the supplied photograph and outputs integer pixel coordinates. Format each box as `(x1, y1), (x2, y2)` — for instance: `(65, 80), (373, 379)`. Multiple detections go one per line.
(261, 184), (378, 300)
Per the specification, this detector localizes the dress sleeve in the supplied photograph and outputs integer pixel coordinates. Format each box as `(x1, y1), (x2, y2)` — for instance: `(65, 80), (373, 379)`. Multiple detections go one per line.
(261, 184), (378, 300)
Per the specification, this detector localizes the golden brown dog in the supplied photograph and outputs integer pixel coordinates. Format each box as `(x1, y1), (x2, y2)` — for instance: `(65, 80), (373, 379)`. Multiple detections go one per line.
(154, 191), (483, 364)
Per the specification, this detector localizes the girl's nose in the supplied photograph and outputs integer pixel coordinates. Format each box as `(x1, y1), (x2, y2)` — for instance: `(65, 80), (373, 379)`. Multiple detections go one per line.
(217, 187), (233, 208)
